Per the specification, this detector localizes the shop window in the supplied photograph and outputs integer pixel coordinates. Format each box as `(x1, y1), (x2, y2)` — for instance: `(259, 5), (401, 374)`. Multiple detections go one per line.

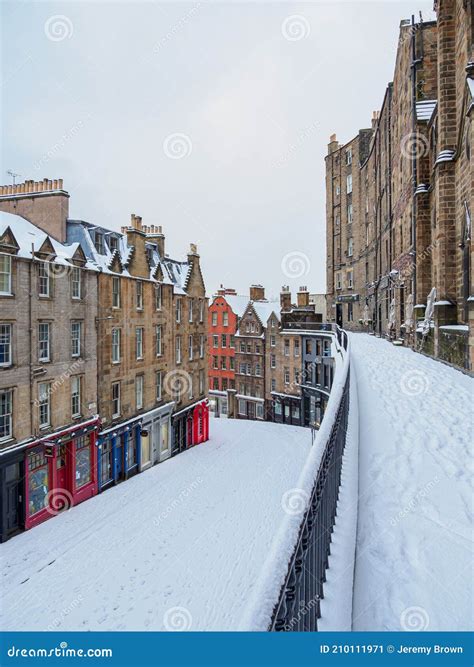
(127, 431), (137, 469)
(101, 440), (113, 485)
(274, 402), (282, 416)
(292, 405), (300, 421)
(28, 449), (49, 516)
(0, 254), (12, 295)
(0, 323), (12, 366)
(238, 399), (246, 415)
(75, 436), (91, 488)
(256, 404), (264, 420)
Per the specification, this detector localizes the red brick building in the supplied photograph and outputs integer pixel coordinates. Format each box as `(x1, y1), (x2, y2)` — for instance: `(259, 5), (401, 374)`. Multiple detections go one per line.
(208, 287), (251, 417)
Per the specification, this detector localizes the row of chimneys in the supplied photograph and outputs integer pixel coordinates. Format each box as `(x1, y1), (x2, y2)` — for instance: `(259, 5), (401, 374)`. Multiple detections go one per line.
(328, 109), (380, 147)
(120, 214), (164, 237)
(218, 285), (310, 309)
(0, 178), (64, 196)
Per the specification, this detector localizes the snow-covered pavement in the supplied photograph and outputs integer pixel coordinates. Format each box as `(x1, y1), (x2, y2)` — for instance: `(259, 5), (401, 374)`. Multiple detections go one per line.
(350, 333), (473, 631)
(0, 418), (313, 632)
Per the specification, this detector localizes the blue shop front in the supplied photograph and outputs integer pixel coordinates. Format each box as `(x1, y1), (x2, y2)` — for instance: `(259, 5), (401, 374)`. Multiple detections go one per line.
(98, 417), (142, 491)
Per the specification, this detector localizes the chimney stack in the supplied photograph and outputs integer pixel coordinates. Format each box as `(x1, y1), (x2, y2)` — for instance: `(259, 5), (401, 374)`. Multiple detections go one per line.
(249, 284), (265, 302)
(280, 286), (292, 311)
(297, 286), (309, 307)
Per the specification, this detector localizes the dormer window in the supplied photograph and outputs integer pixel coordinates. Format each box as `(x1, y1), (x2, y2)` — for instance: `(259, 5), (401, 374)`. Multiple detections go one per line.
(95, 232), (104, 254)
(109, 236), (118, 253)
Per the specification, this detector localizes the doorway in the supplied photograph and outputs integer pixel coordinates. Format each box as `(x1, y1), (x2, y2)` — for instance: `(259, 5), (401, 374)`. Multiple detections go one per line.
(336, 304), (343, 327)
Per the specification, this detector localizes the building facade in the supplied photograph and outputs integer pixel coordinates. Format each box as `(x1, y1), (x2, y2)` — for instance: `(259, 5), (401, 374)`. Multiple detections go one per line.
(326, 2), (473, 371)
(0, 178), (209, 541)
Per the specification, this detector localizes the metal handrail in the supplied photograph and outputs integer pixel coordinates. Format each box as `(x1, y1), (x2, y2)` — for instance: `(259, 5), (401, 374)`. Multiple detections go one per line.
(269, 365), (350, 631)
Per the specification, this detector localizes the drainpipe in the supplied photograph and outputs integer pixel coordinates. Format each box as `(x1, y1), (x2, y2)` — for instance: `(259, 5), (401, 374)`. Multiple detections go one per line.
(410, 14), (419, 306)
(29, 245), (34, 436)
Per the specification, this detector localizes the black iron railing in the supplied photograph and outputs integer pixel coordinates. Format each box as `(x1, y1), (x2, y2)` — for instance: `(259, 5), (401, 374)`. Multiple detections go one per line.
(269, 366), (350, 632)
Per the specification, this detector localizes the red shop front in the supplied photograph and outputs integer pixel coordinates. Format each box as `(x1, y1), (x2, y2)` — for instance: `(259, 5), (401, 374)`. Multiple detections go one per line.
(192, 400), (209, 446)
(25, 417), (100, 530)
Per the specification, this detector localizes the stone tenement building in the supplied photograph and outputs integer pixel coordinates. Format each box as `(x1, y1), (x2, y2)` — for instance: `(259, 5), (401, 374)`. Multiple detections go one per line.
(219, 285), (332, 426)
(326, 0), (473, 371)
(0, 178), (209, 543)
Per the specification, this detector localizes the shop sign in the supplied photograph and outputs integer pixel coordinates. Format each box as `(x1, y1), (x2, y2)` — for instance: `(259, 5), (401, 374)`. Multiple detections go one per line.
(336, 294), (359, 303)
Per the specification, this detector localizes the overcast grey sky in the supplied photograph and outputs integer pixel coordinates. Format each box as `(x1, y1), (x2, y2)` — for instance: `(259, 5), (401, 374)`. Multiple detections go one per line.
(2, 1), (435, 299)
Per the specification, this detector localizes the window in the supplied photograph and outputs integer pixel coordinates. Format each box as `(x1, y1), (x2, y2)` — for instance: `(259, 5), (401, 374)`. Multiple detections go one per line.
(284, 339), (290, 356)
(71, 322), (82, 358)
(109, 236), (118, 253)
(222, 378), (228, 391)
(270, 335), (276, 347)
(112, 277), (121, 308)
(38, 323), (50, 362)
(71, 267), (81, 299)
(246, 364), (252, 376)
(221, 357), (227, 370)
(294, 368), (300, 384)
(0, 255), (12, 294)
(229, 357), (235, 370)
(136, 327), (144, 359)
(347, 270), (353, 289)
(94, 232), (104, 253)
(240, 342), (245, 353)
(155, 284), (162, 310)
(199, 335), (204, 358)
(336, 273), (342, 290)
(336, 184), (340, 197)
(38, 263), (50, 297)
(256, 404), (264, 419)
(112, 382), (121, 417)
(0, 324), (12, 366)
(176, 298), (182, 323)
(212, 312), (217, 327)
(223, 312), (228, 326)
(255, 343), (261, 354)
(213, 356), (219, 369)
(239, 363), (246, 374)
(156, 371), (162, 401)
(136, 375), (144, 410)
(136, 281), (143, 310)
(176, 336), (181, 364)
(188, 374), (194, 400)
(294, 339), (300, 357)
(188, 334), (193, 360)
(346, 174), (352, 194)
(199, 369), (204, 394)
(38, 382), (51, 427)
(27, 449), (49, 516)
(238, 399), (246, 415)
(335, 214), (340, 227)
(284, 368), (290, 384)
(247, 343), (251, 353)
(346, 148), (352, 165)
(71, 376), (81, 417)
(0, 389), (12, 441)
(347, 203), (353, 224)
(271, 378), (276, 392)
(347, 302), (353, 322)
(230, 335), (235, 348)
(199, 300), (204, 322)
(348, 237), (353, 257)
(213, 378), (219, 391)
(155, 325), (163, 357)
(221, 334), (227, 348)
(112, 329), (121, 363)
(305, 339), (312, 355)
(189, 300), (193, 322)
(270, 354), (276, 368)
(255, 362), (261, 376)
(212, 335), (218, 348)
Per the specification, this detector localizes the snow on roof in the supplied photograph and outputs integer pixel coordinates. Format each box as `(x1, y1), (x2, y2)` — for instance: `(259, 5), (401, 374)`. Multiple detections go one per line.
(0, 211), (86, 267)
(224, 294), (251, 317)
(416, 99), (437, 123)
(67, 220), (191, 291)
(251, 300), (280, 325)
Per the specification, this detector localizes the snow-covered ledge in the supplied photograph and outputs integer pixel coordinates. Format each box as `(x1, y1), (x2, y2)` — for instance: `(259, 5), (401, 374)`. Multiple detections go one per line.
(239, 333), (351, 631)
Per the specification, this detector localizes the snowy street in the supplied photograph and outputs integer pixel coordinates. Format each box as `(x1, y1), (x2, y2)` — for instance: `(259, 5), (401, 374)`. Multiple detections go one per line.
(350, 333), (473, 631)
(0, 418), (313, 632)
